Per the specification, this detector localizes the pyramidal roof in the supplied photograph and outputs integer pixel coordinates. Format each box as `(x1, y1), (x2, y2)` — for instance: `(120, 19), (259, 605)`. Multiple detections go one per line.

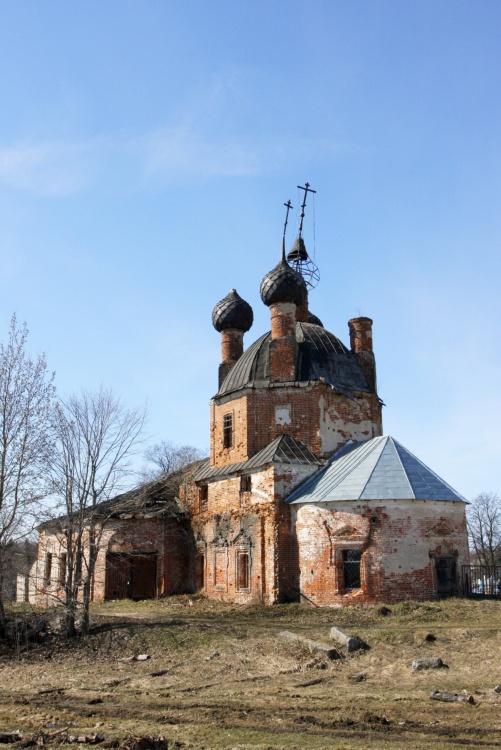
(194, 434), (321, 483)
(286, 436), (466, 504)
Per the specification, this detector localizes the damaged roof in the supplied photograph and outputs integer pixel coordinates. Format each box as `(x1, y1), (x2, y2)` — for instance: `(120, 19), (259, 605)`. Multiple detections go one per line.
(286, 436), (466, 504)
(216, 322), (371, 399)
(39, 459), (207, 529)
(194, 434), (322, 483)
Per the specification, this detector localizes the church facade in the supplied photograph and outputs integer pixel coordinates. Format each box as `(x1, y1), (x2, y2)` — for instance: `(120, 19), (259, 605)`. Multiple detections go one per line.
(29, 199), (469, 607)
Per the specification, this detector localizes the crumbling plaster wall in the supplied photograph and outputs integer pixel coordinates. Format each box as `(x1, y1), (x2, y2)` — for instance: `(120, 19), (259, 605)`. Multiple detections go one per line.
(294, 500), (469, 605)
(211, 383), (382, 467)
(190, 464), (314, 604)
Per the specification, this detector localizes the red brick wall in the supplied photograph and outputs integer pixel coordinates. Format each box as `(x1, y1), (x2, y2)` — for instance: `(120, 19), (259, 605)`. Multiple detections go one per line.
(294, 500), (470, 605)
(33, 515), (193, 606)
(211, 383), (382, 467)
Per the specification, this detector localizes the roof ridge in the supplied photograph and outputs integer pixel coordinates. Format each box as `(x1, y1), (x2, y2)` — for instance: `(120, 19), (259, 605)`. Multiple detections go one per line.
(392, 437), (467, 502)
(357, 436), (388, 496)
(387, 436), (415, 498)
(323, 438), (383, 492)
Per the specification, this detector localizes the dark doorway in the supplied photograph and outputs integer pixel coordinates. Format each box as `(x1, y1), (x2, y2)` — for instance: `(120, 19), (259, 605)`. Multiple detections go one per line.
(105, 553), (157, 600)
(435, 556), (457, 596)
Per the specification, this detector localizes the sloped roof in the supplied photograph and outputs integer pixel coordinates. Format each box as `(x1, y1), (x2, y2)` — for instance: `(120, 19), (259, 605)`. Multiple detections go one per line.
(216, 322), (371, 399)
(194, 434), (321, 483)
(39, 459), (207, 530)
(286, 436), (466, 504)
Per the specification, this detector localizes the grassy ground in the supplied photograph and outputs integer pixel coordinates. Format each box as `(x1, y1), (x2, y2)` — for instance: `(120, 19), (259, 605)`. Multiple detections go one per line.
(1, 596), (500, 749)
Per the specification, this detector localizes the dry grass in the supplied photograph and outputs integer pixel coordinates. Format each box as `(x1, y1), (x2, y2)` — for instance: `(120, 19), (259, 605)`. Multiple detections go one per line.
(1, 596), (501, 749)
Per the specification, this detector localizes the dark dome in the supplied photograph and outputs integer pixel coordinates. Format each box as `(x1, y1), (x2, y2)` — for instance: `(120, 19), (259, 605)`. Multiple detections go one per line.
(287, 236), (308, 262)
(307, 312), (324, 327)
(217, 322), (370, 397)
(212, 289), (253, 333)
(260, 258), (307, 307)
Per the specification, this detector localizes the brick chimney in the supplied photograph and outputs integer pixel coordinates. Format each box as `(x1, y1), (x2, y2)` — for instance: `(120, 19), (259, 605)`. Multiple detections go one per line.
(269, 302), (298, 382)
(260, 241), (308, 384)
(218, 330), (244, 387)
(348, 317), (377, 392)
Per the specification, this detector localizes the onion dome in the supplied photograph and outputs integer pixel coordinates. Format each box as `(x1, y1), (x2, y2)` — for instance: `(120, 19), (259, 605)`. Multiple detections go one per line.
(260, 242), (307, 307)
(287, 235), (308, 262)
(307, 312), (324, 327)
(212, 289), (253, 333)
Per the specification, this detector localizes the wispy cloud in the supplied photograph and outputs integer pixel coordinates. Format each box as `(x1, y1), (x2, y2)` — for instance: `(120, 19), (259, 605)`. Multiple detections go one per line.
(0, 140), (99, 197)
(0, 74), (348, 195)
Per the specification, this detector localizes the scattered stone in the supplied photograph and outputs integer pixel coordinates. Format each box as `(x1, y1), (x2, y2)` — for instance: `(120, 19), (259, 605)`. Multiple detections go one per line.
(412, 657), (445, 671)
(278, 631), (341, 660)
(430, 690), (475, 704)
(493, 685), (501, 694)
(330, 626), (367, 652)
(205, 650), (220, 661)
(424, 633), (437, 642)
(118, 654), (150, 663)
(350, 672), (366, 682)
(378, 606), (391, 616)
(150, 669), (169, 677)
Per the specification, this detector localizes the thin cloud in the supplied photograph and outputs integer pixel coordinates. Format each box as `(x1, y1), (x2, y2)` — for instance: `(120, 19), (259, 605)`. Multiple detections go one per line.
(0, 140), (98, 197)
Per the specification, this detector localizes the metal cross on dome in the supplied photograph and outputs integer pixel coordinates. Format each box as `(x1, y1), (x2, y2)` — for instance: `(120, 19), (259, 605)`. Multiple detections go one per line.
(286, 182), (320, 290)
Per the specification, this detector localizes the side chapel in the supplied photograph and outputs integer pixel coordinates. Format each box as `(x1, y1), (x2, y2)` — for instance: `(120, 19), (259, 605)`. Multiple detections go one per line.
(31, 186), (469, 607)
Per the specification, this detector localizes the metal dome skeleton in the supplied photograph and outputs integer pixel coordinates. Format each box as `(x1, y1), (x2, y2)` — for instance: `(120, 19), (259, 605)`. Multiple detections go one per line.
(286, 183), (320, 290)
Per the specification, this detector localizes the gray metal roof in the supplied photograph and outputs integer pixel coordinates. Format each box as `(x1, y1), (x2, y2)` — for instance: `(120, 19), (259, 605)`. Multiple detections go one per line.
(216, 322), (371, 399)
(194, 435), (322, 483)
(286, 436), (466, 504)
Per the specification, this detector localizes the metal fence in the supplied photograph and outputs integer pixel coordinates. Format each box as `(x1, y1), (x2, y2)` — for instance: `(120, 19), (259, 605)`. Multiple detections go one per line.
(461, 565), (501, 598)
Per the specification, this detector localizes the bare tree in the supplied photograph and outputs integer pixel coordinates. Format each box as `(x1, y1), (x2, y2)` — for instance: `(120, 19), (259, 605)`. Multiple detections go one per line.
(467, 492), (501, 567)
(0, 315), (55, 628)
(143, 440), (204, 481)
(51, 388), (146, 636)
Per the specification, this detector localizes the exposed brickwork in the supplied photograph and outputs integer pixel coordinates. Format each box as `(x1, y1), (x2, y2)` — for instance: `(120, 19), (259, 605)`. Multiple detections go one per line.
(32, 516), (193, 607)
(293, 501), (469, 605)
(269, 302), (298, 382)
(211, 383), (382, 467)
(218, 329), (244, 388)
(348, 317), (377, 392)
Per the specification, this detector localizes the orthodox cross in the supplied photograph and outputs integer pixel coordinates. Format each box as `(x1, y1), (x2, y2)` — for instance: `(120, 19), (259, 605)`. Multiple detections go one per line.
(283, 199), (293, 240)
(297, 182), (316, 236)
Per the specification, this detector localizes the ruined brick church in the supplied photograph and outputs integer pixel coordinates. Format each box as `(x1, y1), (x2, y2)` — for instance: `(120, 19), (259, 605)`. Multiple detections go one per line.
(31, 190), (469, 607)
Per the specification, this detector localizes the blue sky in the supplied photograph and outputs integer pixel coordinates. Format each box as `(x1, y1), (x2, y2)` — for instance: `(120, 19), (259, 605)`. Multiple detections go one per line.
(0, 1), (499, 498)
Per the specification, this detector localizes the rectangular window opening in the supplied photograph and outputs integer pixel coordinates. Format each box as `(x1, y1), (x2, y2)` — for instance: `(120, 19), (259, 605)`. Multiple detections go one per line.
(236, 551), (250, 591)
(44, 553), (52, 586)
(240, 475), (251, 493)
(342, 549), (361, 590)
(223, 413), (233, 449)
(58, 553), (67, 587)
(198, 484), (208, 511)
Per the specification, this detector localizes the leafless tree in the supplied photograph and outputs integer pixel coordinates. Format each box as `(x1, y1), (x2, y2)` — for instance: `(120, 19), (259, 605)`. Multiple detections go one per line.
(51, 388), (146, 636)
(0, 315), (55, 628)
(142, 440), (205, 482)
(467, 492), (501, 567)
